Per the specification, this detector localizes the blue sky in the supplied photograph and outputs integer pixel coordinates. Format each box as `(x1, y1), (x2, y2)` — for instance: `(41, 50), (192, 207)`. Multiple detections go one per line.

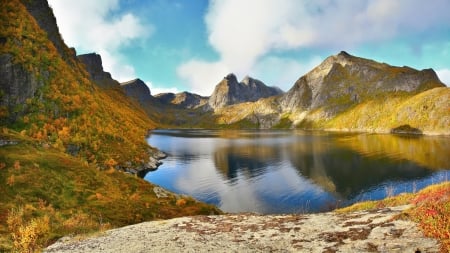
(48, 0), (450, 96)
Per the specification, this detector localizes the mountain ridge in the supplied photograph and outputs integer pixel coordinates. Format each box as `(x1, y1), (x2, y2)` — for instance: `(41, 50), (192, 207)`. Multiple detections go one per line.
(174, 51), (448, 134)
(280, 51), (444, 114)
(207, 73), (284, 110)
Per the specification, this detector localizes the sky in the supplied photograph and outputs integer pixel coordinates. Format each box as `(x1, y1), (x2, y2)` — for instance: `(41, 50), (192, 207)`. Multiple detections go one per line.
(48, 0), (450, 96)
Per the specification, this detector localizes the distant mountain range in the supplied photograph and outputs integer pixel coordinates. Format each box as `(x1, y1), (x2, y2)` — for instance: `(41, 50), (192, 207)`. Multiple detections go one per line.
(75, 48), (448, 134)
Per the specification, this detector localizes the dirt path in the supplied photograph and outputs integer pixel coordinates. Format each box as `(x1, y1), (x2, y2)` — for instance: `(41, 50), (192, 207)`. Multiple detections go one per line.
(45, 205), (439, 253)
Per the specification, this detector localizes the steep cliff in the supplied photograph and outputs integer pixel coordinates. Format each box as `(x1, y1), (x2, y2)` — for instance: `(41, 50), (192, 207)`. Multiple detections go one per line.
(207, 74), (283, 110)
(78, 53), (119, 88)
(120, 78), (152, 104)
(21, 0), (77, 63)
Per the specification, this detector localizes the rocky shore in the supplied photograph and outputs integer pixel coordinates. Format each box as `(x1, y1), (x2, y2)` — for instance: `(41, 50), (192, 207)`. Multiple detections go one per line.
(45, 205), (439, 253)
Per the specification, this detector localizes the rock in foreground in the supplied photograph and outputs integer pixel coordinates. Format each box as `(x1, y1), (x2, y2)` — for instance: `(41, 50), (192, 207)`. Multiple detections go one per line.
(45, 205), (439, 253)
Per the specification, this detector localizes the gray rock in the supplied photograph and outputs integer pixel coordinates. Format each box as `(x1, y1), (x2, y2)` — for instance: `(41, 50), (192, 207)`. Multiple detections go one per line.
(208, 74), (283, 110)
(156, 92), (209, 109)
(44, 205), (440, 253)
(77, 53), (119, 88)
(0, 54), (44, 123)
(280, 51), (445, 115)
(120, 79), (152, 104)
(153, 186), (171, 198)
(0, 139), (19, 146)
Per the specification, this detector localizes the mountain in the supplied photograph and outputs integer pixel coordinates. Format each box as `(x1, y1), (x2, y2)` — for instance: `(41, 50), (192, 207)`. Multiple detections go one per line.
(280, 51), (444, 115)
(207, 73), (283, 110)
(155, 91), (208, 109)
(0, 1), (220, 251)
(78, 53), (119, 88)
(120, 78), (153, 104)
(203, 52), (449, 134)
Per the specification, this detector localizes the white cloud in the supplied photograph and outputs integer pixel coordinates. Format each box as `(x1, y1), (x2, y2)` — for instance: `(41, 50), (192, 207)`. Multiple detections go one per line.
(252, 56), (322, 91)
(178, 0), (450, 95)
(177, 60), (230, 95)
(145, 81), (180, 95)
(436, 69), (450, 86)
(48, 0), (152, 82)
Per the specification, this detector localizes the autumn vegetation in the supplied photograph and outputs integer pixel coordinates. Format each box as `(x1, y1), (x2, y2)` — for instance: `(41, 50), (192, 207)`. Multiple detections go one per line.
(0, 0), (448, 252)
(337, 181), (450, 252)
(0, 1), (220, 251)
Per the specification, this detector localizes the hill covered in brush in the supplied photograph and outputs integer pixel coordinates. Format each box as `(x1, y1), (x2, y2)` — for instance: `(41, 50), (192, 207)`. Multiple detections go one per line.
(0, 0), (219, 251)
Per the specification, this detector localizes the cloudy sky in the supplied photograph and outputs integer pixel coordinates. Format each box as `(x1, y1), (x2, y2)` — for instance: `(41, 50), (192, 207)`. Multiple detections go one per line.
(48, 0), (450, 96)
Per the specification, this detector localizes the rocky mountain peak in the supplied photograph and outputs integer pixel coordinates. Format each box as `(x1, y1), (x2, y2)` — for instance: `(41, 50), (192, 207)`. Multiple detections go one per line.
(337, 50), (351, 58)
(241, 75), (252, 85)
(77, 53), (118, 88)
(120, 79), (152, 104)
(207, 74), (283, 110)
(280, 51), (445, 115)
(225, 73), (238, 83)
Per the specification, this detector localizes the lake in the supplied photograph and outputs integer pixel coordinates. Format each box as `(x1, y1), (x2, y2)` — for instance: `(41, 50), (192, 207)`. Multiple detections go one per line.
(145, 129), (450, 214)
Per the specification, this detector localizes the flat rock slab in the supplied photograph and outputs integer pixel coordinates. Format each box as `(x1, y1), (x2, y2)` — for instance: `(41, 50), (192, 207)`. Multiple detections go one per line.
(45, 205), (439, 253)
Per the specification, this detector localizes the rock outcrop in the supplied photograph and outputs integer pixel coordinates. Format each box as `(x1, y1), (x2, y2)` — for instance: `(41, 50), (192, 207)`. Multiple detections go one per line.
(0, 54), (45, 123)
(77, 53), (119, 88)
(45, 205), (440, 253)
(208, 74), (283, 110)
(120, 78), (154, 105)
(280, 51), (445, 115)
(155, 92), (208, 109)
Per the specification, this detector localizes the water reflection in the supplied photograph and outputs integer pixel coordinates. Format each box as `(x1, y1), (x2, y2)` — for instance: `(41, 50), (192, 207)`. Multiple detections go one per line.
(337, 134), (450, 169)
(145, 130), (450, 214)
(213, 144), (281, 182)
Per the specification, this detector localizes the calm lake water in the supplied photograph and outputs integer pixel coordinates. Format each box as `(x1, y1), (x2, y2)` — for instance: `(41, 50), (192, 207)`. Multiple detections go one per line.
(145, 129), (450, 214)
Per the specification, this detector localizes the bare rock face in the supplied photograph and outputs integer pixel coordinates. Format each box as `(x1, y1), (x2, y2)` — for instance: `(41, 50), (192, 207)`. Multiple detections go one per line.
(208, 74), (283, 110)
(45, 205), (440, 253)
(77, 53), (119, 88)
(0, 54), (44, 123)
(155, 92), (208, 109)
(120, 79), (152, 104)
(280, 51), (445, 114)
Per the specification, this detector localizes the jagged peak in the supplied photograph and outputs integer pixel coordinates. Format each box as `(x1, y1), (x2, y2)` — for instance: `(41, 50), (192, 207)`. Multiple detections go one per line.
(337, 50), (352, 58)
(241, 76), (250, 85)
(120, 78), (144, 86)
(224, 73), (238, 82)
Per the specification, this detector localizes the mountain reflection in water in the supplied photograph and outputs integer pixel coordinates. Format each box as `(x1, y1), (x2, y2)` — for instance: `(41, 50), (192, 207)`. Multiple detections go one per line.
(145, 130), (450, 214)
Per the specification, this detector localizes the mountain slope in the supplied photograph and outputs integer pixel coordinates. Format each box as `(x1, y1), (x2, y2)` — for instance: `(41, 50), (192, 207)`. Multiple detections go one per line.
(280, 51), (444, 115)
(120, 78), (153, 104)
(198, 52), (448, 133)
(0, 0), (220, 251)
(156, 91), (208, 109)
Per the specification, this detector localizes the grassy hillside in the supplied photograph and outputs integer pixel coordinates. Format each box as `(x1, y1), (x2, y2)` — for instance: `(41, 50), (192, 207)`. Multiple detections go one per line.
(177, 87), (450, 135)
(0, 1), (220, 251)
(324, 87), (450, 134)
(0, 0), (157, 167)
(0, 131), (220, 252)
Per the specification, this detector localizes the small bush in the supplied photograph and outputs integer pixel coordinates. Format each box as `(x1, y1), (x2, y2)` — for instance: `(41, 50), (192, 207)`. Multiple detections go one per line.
(7, 207), (50, 253)
(175, 198), (187, 207)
